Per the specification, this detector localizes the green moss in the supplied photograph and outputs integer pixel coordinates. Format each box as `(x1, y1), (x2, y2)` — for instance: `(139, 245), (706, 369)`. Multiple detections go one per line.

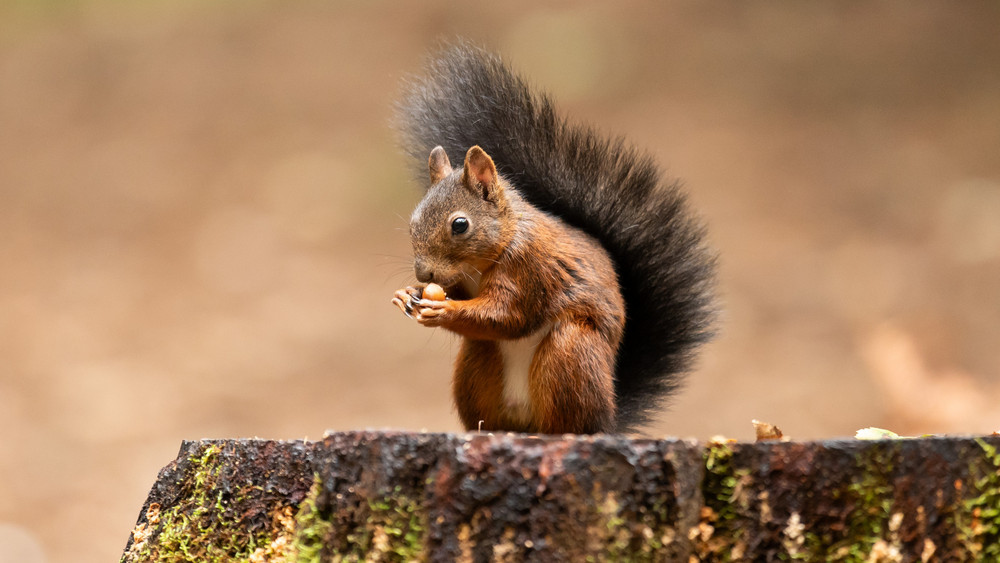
(121, 444), (275, 563)
(840, 448), (895, 560)
(790, 445), (899, 562)
(692, 440), (752, 561)
(287, 479), (429, 562)
(703, 441), (740, 524)
(122, 444), (433, 563)
(291, 475), (334, 563)
(584, 482), (680, 561)
(595, 491), (631, 560)
(956, 438), (1000, 559)
(342, 485), (427, 561)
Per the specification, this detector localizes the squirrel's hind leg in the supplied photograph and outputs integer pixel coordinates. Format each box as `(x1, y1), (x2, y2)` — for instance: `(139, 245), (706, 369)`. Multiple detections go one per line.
(529, 320), (617, 434)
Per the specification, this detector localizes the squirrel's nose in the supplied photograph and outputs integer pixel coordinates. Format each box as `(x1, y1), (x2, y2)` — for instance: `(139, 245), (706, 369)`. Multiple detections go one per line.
(414, 260), (434, 283)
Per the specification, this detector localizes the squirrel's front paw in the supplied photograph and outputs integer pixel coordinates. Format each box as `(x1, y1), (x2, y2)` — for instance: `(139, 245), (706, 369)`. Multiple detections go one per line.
(414, 297), (453, 327)
(391, 286), (422, 318)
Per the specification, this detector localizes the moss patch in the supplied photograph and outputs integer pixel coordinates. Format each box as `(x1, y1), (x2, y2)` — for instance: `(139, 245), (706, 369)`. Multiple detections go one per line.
(956, 438), (1000, 559)
(693, 439), (749, 561)
(122, 448), (432, 562)
(580, 475), (686, 560)
(343, 485), (427, 561)
(797, 445), (900, 562)
(283, 475), (331, 563)
(121, 444), (276, 563)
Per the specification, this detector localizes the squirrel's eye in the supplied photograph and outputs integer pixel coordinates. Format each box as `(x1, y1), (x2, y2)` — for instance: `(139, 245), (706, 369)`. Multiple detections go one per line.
(451, 216), (469, 235)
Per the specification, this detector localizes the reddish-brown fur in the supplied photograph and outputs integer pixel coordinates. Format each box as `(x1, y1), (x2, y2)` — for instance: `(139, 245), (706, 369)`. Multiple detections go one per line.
(392, 146), (625, 434)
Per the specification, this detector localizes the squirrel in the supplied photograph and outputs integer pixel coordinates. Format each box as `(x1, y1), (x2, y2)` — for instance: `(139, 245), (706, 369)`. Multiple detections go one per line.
(391, 42), (716, 434)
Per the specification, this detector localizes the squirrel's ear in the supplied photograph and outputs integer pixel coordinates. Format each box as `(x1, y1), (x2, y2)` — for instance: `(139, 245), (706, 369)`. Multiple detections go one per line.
(428, 146), (453, 185)
(462, 146), (502, 203)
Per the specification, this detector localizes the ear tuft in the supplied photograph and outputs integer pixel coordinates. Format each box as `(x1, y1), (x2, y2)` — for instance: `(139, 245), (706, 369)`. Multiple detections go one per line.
(462, 146), (501, 203)
(428, 146), (453, 185)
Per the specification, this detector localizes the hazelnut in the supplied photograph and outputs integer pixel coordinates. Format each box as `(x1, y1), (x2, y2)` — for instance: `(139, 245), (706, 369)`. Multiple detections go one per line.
(422, 283), (446, 301)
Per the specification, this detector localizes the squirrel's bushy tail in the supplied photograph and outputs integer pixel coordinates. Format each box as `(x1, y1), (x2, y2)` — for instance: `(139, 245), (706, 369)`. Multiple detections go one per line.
(396, 41), (717, 432)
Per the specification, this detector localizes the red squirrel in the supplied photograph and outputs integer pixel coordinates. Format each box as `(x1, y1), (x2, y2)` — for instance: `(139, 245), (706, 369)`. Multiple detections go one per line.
(391, 42), (716, 434)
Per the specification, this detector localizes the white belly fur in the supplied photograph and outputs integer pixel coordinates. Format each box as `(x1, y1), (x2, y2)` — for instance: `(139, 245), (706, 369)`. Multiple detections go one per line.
(498, 324), (552, 423)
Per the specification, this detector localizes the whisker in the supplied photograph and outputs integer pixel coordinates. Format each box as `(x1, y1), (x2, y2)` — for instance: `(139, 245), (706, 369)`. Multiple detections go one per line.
(372, 254), (413, 262)
(384, 270), (417, 285)
(375, 261), (413, 271)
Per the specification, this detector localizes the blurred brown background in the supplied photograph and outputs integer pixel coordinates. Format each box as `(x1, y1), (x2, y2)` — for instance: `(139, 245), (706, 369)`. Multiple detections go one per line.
(1, 2), (998, 561)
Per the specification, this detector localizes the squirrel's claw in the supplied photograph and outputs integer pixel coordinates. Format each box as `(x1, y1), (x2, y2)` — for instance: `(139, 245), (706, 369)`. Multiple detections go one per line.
(392, 287), (421, 318)
(391, 296), (413, 318)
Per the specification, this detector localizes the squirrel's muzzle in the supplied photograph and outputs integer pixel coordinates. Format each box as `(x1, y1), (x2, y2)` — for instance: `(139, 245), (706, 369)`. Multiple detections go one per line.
(414, 259), (434, 283)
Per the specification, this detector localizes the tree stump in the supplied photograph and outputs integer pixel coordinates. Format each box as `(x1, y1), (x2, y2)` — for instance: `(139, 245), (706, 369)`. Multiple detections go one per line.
(121, 431), (1000, 562)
